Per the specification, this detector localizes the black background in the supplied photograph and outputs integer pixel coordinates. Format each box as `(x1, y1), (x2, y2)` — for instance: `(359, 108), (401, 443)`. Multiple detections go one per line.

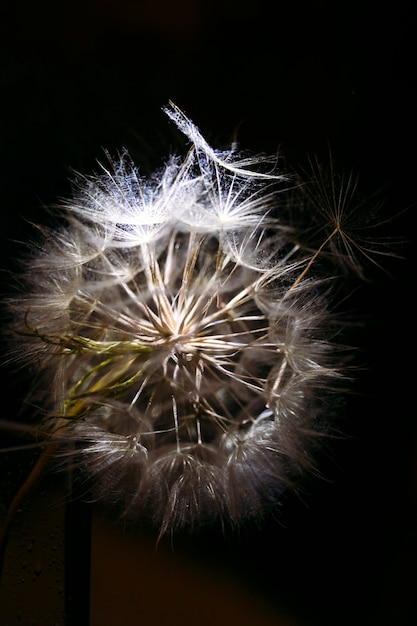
(0, 1), (416, 625)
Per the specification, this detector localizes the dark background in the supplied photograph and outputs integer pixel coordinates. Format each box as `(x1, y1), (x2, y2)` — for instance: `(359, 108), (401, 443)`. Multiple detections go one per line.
(0, 1), (416, 625)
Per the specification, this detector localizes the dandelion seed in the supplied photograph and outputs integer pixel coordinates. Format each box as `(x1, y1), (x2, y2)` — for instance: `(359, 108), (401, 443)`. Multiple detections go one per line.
(2, 103), (368, 542)
(290, 153), (399, 279)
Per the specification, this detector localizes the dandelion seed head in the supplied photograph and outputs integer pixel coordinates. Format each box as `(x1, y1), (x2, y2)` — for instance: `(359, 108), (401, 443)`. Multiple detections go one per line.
(3, 103), (359, 537)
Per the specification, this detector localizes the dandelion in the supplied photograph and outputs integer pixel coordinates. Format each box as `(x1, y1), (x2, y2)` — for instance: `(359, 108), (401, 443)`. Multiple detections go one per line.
(2, 103), (361, 542)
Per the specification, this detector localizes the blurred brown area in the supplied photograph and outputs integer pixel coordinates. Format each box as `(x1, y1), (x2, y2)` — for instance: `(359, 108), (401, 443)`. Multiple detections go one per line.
(0, 476), (67, 625)
(89, 513), (305, 626)
(0, 1), (416, 625)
